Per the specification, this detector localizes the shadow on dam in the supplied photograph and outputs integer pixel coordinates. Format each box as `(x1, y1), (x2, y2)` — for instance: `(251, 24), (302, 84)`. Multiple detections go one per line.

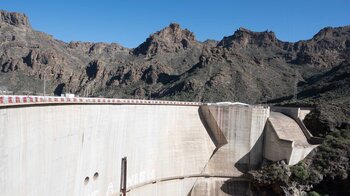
(198, 104), (266, 173)
(234, 129), (265, 173)
(217, 132), (265, 195)
(198, 105), (228, 149)
(196, 105), (267, 195)
(219, 132), (265, 195)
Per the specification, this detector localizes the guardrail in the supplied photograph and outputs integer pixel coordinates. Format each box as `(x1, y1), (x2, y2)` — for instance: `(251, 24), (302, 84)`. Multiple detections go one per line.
(0, 95), (202, 107)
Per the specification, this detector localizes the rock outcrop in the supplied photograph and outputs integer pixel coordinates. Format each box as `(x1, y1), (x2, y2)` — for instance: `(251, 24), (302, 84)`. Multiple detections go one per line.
(0, 10), (30, 27)
(133, 23), (199, 55)
(218, 27), (284, 48)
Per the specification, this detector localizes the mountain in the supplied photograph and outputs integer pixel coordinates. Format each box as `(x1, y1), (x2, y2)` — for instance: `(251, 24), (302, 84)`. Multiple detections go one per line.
(133, 23), (200, 55)
(0, 10), (349, 130)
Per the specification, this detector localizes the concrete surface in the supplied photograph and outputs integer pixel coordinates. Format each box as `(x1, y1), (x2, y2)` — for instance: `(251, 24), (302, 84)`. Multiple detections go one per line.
(270, 106), (312, 121)
(0, 104), (216, 196)
(200, 104), (269, 176)
(0, 96), (318, 195)
(264, 112), (318, 165)
(271, 106), (323, 144)
(189, 177), (251, 196)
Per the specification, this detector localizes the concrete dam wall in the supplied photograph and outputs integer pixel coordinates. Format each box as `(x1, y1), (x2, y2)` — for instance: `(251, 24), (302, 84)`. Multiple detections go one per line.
(0, 96), (318, 196)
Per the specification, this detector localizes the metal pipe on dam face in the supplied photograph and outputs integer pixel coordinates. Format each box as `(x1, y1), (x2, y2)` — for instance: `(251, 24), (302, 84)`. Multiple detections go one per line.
(0, 96), (270, 196)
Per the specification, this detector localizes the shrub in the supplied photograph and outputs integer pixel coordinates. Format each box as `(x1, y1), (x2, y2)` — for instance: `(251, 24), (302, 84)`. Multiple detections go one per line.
(291, 163), (310, 182)
(308, 191), (320, 196)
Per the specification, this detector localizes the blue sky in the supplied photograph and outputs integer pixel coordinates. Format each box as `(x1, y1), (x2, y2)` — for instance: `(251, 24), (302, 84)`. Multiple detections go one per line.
(1, 0), (349, 48)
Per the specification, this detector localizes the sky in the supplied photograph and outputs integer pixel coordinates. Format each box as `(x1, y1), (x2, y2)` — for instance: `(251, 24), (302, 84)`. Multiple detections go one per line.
(1, 0), (349, 48)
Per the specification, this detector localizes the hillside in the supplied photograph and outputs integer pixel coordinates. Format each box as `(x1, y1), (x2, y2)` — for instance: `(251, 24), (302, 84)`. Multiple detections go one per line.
(0, 10), (348, 103)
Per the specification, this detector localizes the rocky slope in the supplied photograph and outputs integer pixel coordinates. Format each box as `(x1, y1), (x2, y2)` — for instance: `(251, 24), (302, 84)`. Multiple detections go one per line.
(1, 10), (349, 103)
(0, 11), (350, 127)
(1, 10), (349, 129)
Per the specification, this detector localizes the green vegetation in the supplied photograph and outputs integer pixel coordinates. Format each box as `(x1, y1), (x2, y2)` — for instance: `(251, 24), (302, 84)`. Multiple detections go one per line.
(250, 128), (350, 195)
(290, 162), (309, 182)
(308, 191), (321, 196)
(310, 129), (350, 181)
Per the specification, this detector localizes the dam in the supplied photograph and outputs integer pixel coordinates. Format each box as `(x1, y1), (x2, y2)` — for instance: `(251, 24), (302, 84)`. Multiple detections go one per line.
(0, 95), (318, 196)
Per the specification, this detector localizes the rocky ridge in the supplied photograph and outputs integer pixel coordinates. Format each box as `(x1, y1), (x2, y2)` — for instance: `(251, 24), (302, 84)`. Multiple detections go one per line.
(0, 10), (349, 120)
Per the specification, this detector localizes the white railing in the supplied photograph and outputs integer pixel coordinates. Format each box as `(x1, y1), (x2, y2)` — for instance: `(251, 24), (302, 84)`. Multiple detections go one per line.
(0, 95), (202, 107)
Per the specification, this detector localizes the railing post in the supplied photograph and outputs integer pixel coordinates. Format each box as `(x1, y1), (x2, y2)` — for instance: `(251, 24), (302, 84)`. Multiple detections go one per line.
(120, 157), (127, 196)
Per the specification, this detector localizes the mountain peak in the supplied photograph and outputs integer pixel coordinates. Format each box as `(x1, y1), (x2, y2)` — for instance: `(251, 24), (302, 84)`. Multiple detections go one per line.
(218, 27), (279, 48)
(312, 26), (350, 41)
(133, 23), (197, 55)
(0, 10), (30, 28)
(168, 23), (181, 31)
(155, 23), (195, 44)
